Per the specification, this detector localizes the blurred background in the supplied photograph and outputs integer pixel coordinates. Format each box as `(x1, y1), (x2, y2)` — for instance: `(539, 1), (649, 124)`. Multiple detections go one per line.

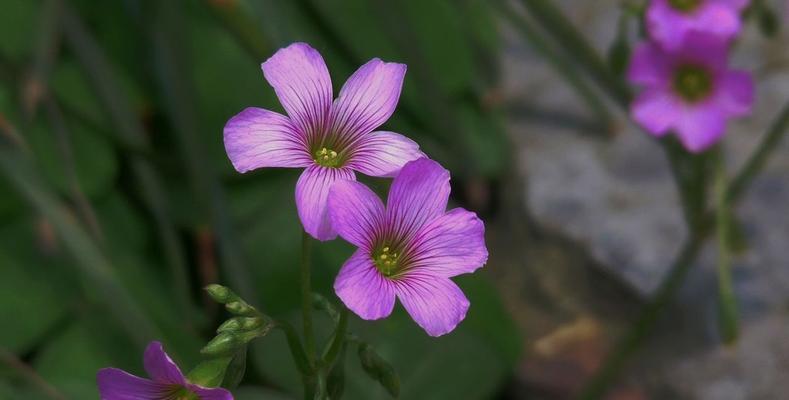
(0, 0), (787, 399)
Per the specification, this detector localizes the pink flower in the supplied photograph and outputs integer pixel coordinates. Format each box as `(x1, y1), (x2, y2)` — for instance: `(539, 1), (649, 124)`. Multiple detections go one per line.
(646, 0), (750, 50)
(627, 32), (754, 152)
(97, 342), (232, 400)
(224, 43), (423, 241)
(327, 158), (488, 337)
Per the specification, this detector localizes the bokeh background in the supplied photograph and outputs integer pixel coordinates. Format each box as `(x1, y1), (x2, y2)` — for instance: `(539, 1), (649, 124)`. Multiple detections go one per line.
(0, 0), (787, 399)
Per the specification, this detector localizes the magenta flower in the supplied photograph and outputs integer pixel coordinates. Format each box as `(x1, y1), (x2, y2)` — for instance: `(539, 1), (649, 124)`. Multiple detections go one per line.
(224, 43), (423, 241)
(327, 158), (488, 337)
(646, 0), (749, 50)
(627, 32), (754, 152)
(97, 341), (232, 400)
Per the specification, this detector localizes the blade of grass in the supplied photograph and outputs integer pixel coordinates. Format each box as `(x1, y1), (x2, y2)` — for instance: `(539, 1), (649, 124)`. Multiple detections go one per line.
(147, 0), (257, 304)
(0, 131), (160, 348)
(0, 346), (69, 400)
(714, 152), (738, 344)
(60, 1), (197, 326)
(519, 0), (632, 107)
(496, 0), (613, 135)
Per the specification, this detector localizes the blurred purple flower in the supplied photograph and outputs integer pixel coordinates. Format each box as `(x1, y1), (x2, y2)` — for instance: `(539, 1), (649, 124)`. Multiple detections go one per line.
(627, 32), (754, 152)
(224, 43), (423, 241)
(328, 158), (488, 337)
(97, 341), (232, 400)
(646, 0), (749, 50)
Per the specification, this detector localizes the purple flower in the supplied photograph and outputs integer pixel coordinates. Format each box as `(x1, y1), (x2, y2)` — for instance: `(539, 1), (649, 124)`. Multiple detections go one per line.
(97, 341), (232, 400)
(646, 0), (749, 50)
(327, 158), (488, 337)
(224, 43), (423, 241)
(627, 32), (754, 152)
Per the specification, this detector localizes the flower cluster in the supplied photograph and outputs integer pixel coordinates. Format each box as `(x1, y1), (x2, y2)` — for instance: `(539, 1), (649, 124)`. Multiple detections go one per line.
(225, 43), (487, 335)
(97, 42), (487, 399)
(629, 0), (754, 152)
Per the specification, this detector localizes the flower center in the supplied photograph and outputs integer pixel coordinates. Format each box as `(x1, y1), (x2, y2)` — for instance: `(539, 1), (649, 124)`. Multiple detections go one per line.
(673, 64), (713, 102)
(313, 147), (341, 168)
(668, 0), (702, 12)
(165, 386), (199, 400)
(373, 246), (401, 277)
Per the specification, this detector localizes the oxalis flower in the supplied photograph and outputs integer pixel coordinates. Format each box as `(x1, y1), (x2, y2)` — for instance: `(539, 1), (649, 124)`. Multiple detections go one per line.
(328, 158), (488, 337)
(96, 341), (232, 400)
(628, 32), (753, 152)
(647, 0), (749, 50)
(224, 42), (423, 241)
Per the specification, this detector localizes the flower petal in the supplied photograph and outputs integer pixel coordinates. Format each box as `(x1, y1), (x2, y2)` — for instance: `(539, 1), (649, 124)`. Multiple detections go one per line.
(143, 342), (186, 385)
(676, 32), (728, 71)
(261, 43), (332, 138)
(394, 275), (469, 337)
(346, 131), (424, 177)
(693, 2), (742, 40)
(631, 89), (682, 136)
(328, 180), (385, 250)
(646, 0), (693, 50)
(97, 368), (173, 399)
(224, 107), (311, 172)
(627, 41), (671, 87)
(296, 165), (356, 241)
(716, 70), (754, 117)
(386, 158), (450, 239)
(675, 105), (727, 153)
(189, 384), (235, 400)
(334, 249), (396, 320)
(331, 59), (406, 144)
(407, 208), (487, 278)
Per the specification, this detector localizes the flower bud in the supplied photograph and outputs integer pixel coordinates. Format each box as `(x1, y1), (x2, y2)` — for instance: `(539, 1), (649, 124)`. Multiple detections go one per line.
(201, 332), (241, 357)
(357, 343), (399, 398)
(216, 317), (263, 333)
(225, 301), (257, 316)
(205, 284), (236, 304)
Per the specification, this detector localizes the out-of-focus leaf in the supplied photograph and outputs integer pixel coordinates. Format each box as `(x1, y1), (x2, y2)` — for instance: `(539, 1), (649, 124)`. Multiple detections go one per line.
(457, 104), (510, 177)
(33, 317), (136, 399)
(26, 114), (118, 199)
(233, 386), (294, 400)
(0, 249), (69, 353)
(0, 0), (39, 60)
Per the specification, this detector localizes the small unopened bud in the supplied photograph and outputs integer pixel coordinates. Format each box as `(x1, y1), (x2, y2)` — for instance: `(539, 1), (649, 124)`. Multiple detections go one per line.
(201, 332), (240, 356)
(217, 317), (263, 333)
(225, 301), (257, 316)
(205, 284), (235, 304)
(358, 343), (400, 398)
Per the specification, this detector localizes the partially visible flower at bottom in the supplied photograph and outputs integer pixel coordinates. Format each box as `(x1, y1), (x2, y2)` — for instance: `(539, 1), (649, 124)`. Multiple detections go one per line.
(97, 341), (232, 400)
(328, 158), (488, 337)
(627, 32), (754, 152)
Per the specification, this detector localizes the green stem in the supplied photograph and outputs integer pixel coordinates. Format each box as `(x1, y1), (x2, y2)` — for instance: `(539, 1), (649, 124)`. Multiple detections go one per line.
(322, 307), (349, 367)
(273, 319), (311, 376)
(497, 0), (613, 134)
(578, 235), (704, 399)
(301, 230), (316, 366)
(519, 0), (632, 106)
(726, 102), (789, 203)
(715, 153), (738, 344)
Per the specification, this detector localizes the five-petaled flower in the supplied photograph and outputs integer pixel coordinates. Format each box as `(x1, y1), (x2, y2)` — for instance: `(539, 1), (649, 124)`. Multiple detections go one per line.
(628, 32), (754, 152)
(328, 158), (488, 337)
(646, 0), (749, 50)
(224, 42), (423, 241)
(96, 341), (232, 400)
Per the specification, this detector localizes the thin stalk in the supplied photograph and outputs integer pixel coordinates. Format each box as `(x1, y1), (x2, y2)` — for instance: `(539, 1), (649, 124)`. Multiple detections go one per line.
(578, 235), (704, 399)
(519, 0), (632, 106)
(715, 153), (738, 344)
(273, 319), (311, 376)
(497, 0), (613, 134)
(322, 307), (349, 367)
(0, 347), (69, 400)
(726, 102), (789, 203)
(301, 230), (316, 366)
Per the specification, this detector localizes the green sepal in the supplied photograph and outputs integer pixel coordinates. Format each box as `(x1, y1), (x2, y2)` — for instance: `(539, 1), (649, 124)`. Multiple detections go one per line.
(204, 284), (237, 304)
(225, 301), (257, 317)
(201, 332), (241, 357)
(217, 317), (264, 333)
(357, 343), (400, 398)
(222, 346), (247, 389)
(186, 356), (233, 387)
